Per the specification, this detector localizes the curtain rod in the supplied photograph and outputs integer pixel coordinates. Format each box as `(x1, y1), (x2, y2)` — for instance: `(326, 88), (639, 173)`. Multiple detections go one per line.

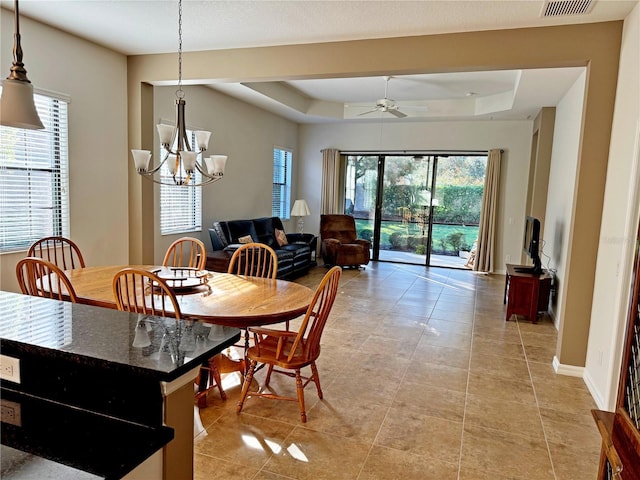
(332, 149), (501, 156)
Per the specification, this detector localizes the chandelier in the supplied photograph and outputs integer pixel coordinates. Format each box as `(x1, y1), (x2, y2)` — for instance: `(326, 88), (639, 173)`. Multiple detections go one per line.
(130, 0), (227, 186)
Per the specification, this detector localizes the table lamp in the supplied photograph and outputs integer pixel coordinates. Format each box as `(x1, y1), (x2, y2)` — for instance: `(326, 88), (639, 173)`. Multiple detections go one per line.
(290, 199), (310, 234)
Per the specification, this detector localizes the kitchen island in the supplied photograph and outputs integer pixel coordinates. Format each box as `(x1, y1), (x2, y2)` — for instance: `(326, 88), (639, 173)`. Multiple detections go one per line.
(0, 291), (241, 480)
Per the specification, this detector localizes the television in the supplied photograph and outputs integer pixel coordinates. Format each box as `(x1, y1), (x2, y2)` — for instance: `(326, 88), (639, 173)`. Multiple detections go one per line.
(516, 216), (543, 274)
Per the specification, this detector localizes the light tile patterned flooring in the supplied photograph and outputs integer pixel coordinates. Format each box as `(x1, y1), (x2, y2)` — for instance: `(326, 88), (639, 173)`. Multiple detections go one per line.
(194, 262), (602, 480)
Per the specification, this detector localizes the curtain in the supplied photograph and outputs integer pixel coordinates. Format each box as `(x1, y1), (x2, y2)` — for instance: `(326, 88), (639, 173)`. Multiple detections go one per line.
(473, 149), (502, 273)
(320, 148), (341, 214)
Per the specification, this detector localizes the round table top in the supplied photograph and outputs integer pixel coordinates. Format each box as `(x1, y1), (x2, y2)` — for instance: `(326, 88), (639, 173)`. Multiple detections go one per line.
(64, 265), (314, 328)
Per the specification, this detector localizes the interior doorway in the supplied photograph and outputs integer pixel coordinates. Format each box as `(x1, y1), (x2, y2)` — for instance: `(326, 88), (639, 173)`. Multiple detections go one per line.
(343, 152), (487, 269)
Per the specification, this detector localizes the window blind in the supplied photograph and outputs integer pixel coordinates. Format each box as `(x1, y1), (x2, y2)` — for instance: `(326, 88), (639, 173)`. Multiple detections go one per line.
(160, 128), (202, 235)
(0, 92), (69, 253)
(272, 147), (292, 219)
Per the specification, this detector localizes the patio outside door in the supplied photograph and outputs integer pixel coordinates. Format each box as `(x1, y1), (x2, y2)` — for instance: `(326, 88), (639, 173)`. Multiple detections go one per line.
(344, 153), (486, 269)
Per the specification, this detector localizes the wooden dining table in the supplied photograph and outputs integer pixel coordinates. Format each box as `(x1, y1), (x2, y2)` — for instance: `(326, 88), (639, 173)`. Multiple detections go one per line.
(62, 265), (314, 329)
(59, 264), (315, 404)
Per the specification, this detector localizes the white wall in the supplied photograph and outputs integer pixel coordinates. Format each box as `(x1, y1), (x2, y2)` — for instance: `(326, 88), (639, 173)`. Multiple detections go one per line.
(298, 120), (533, 273)
(152, 85), (299, 263)
(585, 2), (640, 410)
(0, 9), (128, 292)
(542, 71), (586, 327)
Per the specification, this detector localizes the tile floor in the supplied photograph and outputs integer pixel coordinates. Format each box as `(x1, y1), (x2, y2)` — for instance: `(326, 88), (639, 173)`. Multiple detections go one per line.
(193, 262), (602, 480)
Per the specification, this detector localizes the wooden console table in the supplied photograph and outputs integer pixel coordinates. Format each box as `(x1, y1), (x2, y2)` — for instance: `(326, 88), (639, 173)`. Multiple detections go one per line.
(504, 264), (552, 323)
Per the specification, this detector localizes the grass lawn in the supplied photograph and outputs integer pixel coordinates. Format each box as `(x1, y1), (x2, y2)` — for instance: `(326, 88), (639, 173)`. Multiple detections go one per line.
(355, 219), (478, 255)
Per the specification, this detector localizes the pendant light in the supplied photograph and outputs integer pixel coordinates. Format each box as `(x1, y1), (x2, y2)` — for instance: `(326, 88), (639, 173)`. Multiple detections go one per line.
(0, 0), (44, 130)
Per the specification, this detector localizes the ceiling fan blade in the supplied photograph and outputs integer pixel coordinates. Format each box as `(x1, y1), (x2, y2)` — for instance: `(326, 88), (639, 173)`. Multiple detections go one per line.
(357, 108), (380, 116)
(388, 108), (407, 118)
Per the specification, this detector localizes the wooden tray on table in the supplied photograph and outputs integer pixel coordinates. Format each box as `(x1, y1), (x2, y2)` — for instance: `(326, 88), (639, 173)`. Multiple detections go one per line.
(151, 267), (209, 293)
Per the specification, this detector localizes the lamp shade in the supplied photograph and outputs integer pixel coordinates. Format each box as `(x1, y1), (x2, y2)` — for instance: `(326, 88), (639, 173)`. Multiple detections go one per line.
(156, 124), (174, 146)
(181, 151), (198, 172)
(131, 149), (152, 172)
(0, 79), (44, 130)
(291, 199), (310, 217)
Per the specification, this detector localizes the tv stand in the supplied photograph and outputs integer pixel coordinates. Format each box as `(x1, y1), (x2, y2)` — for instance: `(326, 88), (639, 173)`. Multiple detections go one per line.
(513, 266), (539, 274)
(504, 264), (552, 323)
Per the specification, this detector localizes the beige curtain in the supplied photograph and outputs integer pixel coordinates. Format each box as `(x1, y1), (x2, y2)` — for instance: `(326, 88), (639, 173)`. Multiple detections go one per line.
(473, 149), (502, 273)
(320, 148), (341, 214)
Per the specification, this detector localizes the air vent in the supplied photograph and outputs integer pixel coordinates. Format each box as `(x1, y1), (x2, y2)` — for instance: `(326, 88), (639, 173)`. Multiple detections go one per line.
(541, 0), (595, 17)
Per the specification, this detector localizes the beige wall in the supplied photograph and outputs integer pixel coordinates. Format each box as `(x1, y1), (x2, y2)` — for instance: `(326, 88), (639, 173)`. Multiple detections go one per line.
(526, 107), (556, 234)
(0, 9), (129, 293)
(298, 120), (533, 274)
(152, 85), (299, 264)
(543, 71), (586, 354)
(585, 2), (640, 410)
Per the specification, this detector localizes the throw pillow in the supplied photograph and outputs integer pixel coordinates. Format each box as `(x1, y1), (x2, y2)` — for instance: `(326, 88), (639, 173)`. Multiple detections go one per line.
(275, 229), (288, 246)
(238, 234), (254, 244)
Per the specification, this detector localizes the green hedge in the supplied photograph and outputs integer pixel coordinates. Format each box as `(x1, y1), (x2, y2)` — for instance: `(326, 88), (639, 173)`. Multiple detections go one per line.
(379, 184), (482, 226)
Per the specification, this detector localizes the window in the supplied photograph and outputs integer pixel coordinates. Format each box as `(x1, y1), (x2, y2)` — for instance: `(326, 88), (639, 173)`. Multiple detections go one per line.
(159, 128), (202, 235)
(272, 147), (292, 219)
(0, 91), (69, 253)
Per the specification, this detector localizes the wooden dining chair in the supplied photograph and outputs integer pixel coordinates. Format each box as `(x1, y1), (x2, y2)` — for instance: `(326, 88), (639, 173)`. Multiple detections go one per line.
(237, 266), (342, 422)
(227, 242), (280, 354)
(16, 257), (78, 303)
(227, 242), (278, 279)
(28, 236), (86, 270)
(163, 237), (207, 271)
(112, 267), (225, 405)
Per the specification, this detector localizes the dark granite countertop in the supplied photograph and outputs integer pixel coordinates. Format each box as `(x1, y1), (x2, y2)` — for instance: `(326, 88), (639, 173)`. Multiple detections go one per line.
(0, 290), (242, 479)
(0, 290), (241, 383)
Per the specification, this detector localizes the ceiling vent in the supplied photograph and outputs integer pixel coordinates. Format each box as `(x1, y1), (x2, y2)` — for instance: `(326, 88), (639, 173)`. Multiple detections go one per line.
(541, 0), (595, 17)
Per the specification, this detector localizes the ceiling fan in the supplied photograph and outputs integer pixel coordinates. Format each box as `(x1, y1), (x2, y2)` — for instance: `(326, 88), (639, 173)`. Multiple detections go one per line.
(357, 76), (408, 118)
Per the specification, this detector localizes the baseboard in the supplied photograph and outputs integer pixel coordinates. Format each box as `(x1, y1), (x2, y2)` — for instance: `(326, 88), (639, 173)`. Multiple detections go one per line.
(552, 355), (584, 377)
(583, 368), (608, 410)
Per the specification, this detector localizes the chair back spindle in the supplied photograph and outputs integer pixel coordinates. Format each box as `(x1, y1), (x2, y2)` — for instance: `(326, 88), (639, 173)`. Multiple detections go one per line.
(16, 257), (78, 303)
(163, 237), (207, 271)
(28, 236), (85, 270)
(112, 268), (181, 319)
(228, 243), (278, 279)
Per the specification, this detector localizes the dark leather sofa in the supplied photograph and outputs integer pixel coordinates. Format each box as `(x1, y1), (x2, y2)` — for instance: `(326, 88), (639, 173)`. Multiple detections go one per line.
(206, 216), (316, 279)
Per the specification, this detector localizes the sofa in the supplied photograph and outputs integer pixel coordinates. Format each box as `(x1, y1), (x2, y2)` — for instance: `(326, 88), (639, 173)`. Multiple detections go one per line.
(206, 216), (316, 279)
(320, 214), (371, 268)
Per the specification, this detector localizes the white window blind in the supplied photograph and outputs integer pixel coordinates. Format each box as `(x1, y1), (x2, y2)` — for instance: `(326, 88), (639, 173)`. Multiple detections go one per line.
(0, 92), (69, 253)
(272, 147), (292, 219)
(160, 128), (202, 235)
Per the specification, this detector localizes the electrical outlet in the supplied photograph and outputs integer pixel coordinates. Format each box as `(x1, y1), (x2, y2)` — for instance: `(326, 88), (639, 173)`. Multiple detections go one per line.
(1, 400), (22, 426)
(506, 254), (511, 263)
(0, 355), (21, 383)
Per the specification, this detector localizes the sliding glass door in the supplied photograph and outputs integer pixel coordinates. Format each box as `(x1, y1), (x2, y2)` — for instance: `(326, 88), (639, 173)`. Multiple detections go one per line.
(377, 155), (433, 264)
(344, 152), (487, 269)
(429, 155), (486, 268)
